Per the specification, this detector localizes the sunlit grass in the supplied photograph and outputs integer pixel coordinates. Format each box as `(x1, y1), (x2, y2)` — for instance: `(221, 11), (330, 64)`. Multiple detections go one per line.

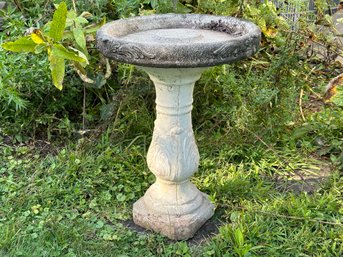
(0, 131), (341, 256)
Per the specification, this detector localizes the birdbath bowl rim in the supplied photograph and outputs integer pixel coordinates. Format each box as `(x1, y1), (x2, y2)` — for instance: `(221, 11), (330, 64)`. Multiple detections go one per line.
(97, 13), (261, 68)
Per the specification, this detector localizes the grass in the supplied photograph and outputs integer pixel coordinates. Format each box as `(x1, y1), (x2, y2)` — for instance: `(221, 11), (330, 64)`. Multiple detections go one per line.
(0, 127), (342, 256)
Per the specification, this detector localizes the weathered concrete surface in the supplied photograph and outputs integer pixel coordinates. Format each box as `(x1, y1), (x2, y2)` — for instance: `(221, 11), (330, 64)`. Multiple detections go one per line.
(132, 67), (214, 240)
(133, 192), (214, 240)
(97, 14), (260, 68)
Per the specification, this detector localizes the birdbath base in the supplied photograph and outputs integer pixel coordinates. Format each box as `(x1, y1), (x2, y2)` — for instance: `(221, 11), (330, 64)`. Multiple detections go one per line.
(132, 67), (214, 240)
(133, 191), (214, 240)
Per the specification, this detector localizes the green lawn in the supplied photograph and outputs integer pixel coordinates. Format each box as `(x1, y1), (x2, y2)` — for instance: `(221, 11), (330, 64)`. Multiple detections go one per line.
(0, 128), (342, 256)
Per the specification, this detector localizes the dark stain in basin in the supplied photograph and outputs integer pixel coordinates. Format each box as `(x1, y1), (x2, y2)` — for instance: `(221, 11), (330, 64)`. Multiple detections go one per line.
(202, 20), (244, 37)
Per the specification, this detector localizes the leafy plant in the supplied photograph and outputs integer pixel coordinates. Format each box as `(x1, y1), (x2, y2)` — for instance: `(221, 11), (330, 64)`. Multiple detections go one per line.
(293, 107), (343, 169)
(2, 1), (106, 90)
(0, 76), (27, 110)
(144, 0), (191, 14)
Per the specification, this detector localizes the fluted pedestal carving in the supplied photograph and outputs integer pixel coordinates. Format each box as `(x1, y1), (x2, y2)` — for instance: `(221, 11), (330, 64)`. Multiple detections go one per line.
(133, 67), (214, 240)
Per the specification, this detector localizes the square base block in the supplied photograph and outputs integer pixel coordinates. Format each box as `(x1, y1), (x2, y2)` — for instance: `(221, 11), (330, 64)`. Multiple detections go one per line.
(133, 193), (214, 240)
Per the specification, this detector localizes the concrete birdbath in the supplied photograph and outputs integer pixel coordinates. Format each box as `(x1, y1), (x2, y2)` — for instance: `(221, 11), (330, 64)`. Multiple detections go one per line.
(97, 14), (260, 240)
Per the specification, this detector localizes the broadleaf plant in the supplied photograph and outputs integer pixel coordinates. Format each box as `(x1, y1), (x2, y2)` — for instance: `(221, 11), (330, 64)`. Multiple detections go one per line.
(1, 1), (105, 90)
(49, 2), (68, 42)
(2, 37), (37, 52)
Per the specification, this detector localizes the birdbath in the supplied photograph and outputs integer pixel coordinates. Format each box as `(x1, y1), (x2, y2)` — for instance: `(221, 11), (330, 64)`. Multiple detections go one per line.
(97, 14), (260, 240)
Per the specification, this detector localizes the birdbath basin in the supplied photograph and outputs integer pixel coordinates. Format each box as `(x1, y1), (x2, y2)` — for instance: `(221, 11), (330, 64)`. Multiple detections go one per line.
(97, 14), (260, 240)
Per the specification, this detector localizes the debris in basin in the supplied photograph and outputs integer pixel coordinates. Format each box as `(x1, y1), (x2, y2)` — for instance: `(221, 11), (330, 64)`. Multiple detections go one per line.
(202, 19), (244, 36)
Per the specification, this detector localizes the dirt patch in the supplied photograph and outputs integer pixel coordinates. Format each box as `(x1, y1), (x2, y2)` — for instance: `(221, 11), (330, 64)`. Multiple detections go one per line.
(303, 94), (325, 113)
(30, 139), (59, 156)
(274, 161), (333, 194)
(0, 132), (59, 157)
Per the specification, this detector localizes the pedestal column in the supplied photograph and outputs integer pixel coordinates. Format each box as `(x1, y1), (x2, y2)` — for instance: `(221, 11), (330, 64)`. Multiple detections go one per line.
(133, 67), (214, 240)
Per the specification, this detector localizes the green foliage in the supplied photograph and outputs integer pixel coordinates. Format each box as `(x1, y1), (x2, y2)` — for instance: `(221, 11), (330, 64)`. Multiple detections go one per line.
(195, 0), (242, 16)
(0, 77), (27, 110)
(49, 2), (68, 42)
(9, 0), (109, 20)
(109, 0), (191, 17)
(293, 107), (343, 169)
(146, 0), (191, 14)
(0, 135), (341, 256)
(192, 43), (302, 145)
(2, 37), (37, 52)
(112, 0), (142, 17)
(1, 1), (104, 90)
(49, 46), (66, 90)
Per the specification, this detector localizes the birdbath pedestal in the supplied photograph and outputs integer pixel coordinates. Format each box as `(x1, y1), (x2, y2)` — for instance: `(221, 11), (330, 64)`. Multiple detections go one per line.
(97, 14), (260, 240)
